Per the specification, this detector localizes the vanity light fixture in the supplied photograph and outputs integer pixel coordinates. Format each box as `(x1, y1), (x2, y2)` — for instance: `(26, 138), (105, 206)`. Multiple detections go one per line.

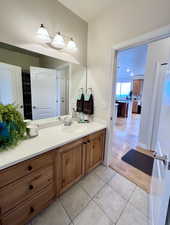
(51, 32), (65, 49)
(36, 24), (51, 43)
(66, 38), (77, 52)
(36, 24), (78, 52)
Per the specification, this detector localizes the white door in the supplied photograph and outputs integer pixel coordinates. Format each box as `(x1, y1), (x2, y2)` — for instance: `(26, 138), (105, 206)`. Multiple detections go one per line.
(56, 67), (69, 115)
(150, 62), (170, 225)
(0, 62), (23, 115)
(30, 66), (57, 120)
(151, 63), (169, 150)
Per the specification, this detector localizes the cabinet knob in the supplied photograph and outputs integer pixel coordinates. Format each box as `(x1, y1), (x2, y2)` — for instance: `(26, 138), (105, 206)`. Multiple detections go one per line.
(87, 140), (90, 143)
(28, 165), (33, 171)
(29, 184), (34, 190)
(30, 206), (34, 213)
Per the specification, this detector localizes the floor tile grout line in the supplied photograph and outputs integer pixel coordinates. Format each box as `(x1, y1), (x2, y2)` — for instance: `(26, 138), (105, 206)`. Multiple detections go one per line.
(59, 182), (94, 223)
(93, 167), (117, 184)
(107, 174), (150, 220)
(76, 180), (114, 222)
(78, 180), (96, 200)
(127, 200), (150, 220)
(115, 185), (137, 225)
(125, 185), (150, 219)
(107, 175), (137, 202)
(59, 197), (74, 224)
(128, 193), (150, 220)
(62, 168), (113, 223)
(76, 170), (132, 224)
(78, 172), (106, 199)
(92, 181), (132, 225)
(91, 199), (116, 225)
(71, 199), (94, 223)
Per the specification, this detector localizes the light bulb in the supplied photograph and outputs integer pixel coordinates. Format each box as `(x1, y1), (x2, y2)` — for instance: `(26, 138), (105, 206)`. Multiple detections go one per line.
(67, 38), (77, 52)
(51, 32), (65, 49)
(36, 24), (51, 43)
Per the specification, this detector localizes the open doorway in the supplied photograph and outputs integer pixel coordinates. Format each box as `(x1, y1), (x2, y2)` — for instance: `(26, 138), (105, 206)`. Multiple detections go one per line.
(110, 44), (153, 192)
(109, 36), (170, 195)
(114, 45), (147, 151)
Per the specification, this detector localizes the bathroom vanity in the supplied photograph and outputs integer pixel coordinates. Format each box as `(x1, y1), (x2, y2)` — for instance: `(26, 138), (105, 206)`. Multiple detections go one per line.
(0, 122), (106, 225)
(0, 38), (106, 225)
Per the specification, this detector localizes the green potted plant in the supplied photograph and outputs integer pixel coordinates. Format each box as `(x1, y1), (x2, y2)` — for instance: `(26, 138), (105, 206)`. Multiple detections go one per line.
(0, 104), (27, 150)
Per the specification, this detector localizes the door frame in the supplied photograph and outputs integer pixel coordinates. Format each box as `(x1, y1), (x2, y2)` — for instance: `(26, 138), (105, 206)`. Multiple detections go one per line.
(105, 24), (170, 166)
(56, 63), (70, 115)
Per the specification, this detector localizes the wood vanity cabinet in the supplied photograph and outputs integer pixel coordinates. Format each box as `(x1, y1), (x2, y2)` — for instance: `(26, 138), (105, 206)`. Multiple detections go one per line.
(0, 151), (55, 225)
(0, 129), (106, 225)
(56, 140), (85, 194)
(84, 130), (106, 174)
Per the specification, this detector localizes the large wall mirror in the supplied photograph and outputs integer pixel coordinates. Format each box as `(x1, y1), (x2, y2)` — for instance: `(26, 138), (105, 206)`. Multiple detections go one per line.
(0, 42), (86, 120)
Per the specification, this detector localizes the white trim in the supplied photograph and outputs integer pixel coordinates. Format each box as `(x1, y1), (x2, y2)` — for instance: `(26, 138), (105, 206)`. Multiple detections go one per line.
(113, 24), (170, 51)
(106, 24), (170, 166)
(57, 62), (70, 70)
(104, 49), (118, 166)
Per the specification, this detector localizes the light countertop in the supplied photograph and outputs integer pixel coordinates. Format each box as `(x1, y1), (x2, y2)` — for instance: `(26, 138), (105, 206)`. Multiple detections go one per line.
(0, 121), (106, 171)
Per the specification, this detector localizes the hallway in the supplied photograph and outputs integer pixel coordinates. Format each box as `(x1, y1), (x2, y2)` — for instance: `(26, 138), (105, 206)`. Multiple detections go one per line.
(112, 113), (140, 153)
(110, 113), (152, 192)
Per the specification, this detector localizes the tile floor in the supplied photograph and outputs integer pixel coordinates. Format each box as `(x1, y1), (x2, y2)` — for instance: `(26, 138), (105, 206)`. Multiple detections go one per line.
(29, 165), (150, 225)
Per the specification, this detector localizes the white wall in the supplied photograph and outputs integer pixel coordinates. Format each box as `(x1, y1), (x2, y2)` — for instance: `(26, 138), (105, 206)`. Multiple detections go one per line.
(0, 0), (87, 66)
(87, 0), (170, 152)
(87, 0), (170, 121)
(139, 37), (170, 149)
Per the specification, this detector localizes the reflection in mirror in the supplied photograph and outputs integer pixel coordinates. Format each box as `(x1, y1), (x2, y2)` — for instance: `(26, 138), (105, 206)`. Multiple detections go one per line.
(0, 42), (71, 120)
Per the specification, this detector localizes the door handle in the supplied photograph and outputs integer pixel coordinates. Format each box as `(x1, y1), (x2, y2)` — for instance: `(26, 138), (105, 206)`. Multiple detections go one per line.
(154, 153), (168, 165)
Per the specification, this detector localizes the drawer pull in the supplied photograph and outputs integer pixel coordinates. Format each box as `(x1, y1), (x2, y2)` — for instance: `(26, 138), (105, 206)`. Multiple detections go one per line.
(28, 165), (33, 171)
(29, 184), (34, 190)
(83, 142), (87, 145)
(30, 206), (34, 213)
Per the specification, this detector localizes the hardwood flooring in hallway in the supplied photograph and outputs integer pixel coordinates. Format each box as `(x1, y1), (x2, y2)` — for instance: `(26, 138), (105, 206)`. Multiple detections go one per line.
(110, 113), (153, 193)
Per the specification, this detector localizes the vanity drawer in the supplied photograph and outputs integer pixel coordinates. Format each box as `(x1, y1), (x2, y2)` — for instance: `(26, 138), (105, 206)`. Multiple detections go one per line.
(0, 151), (54, 188)
(1, 184), (55, 225)
(0, 166), (53, 214)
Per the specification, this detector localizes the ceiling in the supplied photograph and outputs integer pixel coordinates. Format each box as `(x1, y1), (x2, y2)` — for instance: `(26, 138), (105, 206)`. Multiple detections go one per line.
(117, 45), (148, 82)
(58, 0), (114, 22)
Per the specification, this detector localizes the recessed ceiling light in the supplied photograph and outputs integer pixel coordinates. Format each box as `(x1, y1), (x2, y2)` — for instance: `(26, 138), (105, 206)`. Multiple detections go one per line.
(126, 68), (130, 73)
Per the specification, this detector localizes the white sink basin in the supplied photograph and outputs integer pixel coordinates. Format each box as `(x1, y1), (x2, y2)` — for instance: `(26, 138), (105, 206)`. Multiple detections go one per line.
(59, 122), (88, 134)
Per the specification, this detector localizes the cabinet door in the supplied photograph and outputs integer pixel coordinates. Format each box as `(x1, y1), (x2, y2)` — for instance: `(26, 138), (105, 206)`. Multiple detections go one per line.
(85, 131), (105, 173)
(57, 140), (84, 194)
